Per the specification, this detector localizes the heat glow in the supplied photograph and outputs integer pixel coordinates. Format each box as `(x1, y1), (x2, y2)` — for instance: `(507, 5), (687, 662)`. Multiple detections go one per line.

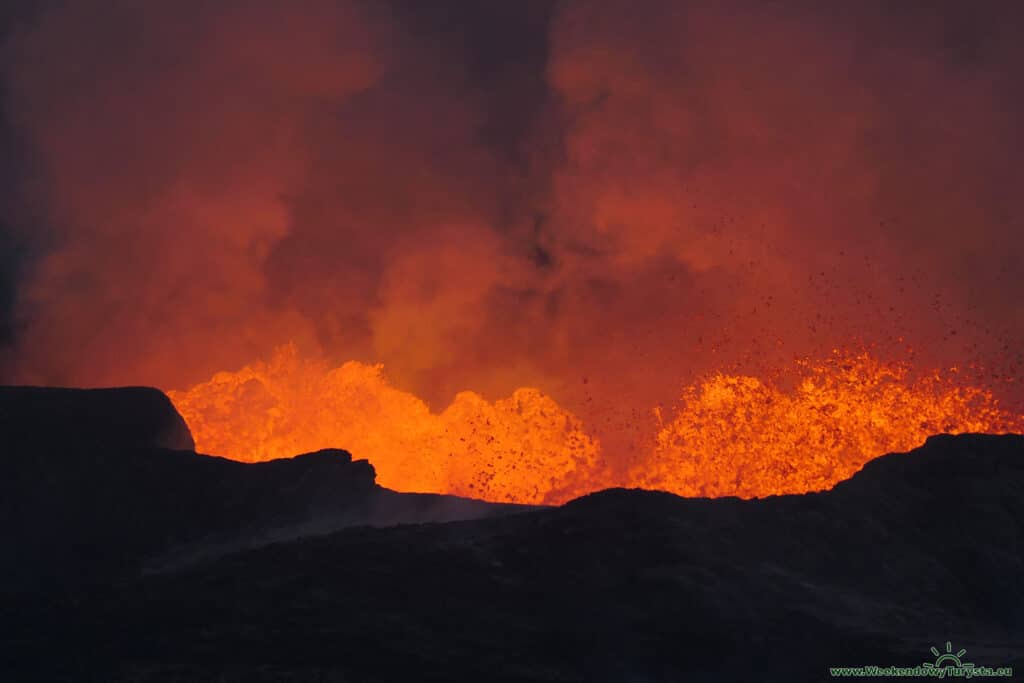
(167, 347), (1024, 505)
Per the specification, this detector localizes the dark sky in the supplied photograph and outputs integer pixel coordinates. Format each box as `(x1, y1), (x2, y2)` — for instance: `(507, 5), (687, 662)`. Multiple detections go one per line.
(1, 0), (1022, 456)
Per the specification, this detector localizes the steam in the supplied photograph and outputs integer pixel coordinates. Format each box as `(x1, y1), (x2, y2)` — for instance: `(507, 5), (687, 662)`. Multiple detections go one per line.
(3, 0), (1023, 460)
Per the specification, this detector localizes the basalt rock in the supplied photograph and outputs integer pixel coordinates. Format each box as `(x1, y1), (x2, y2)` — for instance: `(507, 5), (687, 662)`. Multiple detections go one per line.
(2, 385), (1021, 681)
(0, 385), (195, 451)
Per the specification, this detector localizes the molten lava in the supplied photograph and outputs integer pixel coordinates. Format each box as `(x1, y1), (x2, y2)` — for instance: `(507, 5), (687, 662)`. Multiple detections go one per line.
(168, 346), (1023, 504)
(634, 352), (1024, 498)
(167, 345), (600, 504)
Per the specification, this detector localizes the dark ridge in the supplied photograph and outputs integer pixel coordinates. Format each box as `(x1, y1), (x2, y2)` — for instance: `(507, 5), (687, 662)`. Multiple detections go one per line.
(1, 384), (1021, 681)
(0, 385), (194, 451)
(0, 387), (534, 595)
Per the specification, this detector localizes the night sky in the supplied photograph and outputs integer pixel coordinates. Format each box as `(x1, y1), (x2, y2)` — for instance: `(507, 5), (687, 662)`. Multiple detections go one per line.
(1, 0), (1022, 460)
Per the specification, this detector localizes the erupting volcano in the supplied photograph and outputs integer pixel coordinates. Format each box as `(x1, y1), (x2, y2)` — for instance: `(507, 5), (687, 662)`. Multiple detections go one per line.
(168, 346), (1024, 504)
(3, 0), (1024, 504)
(3, 1), (1024, 680)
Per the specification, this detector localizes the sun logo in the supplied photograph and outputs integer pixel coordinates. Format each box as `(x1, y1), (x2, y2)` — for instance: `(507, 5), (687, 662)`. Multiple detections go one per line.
(923, 641), (974, 671)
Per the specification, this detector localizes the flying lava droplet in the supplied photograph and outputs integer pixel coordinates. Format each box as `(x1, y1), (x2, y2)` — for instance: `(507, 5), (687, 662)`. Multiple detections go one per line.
(168, 346), (1024, 504)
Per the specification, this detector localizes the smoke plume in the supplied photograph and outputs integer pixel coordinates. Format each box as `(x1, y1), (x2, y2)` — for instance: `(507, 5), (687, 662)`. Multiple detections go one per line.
(3, 0), (1023, 475)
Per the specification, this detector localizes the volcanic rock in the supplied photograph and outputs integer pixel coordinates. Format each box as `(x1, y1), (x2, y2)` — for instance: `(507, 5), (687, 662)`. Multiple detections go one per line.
(0, 385), (195, 451)
(0, 387), (532, 594)
(1, 384), (1022, 681)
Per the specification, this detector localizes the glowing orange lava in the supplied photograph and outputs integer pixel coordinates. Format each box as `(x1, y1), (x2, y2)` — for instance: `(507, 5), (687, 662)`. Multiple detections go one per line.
(168, 346), (1023, 504)
(167, 345), (600, 504)
(633, 352), (1024, 498)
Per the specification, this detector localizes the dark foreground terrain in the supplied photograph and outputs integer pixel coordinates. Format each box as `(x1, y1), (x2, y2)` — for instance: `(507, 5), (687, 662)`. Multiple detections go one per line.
(1, 387), (1023, 681)
(0, 386), (531, 592)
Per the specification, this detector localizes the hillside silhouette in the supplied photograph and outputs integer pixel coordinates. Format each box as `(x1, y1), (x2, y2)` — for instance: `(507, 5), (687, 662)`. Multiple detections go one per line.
(1, 386), (1022, 681)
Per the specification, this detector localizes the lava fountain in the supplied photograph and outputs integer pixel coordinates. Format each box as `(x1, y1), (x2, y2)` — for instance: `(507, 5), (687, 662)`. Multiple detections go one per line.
(5, 1), (1024, 506)
(168, 346), (1024, 504)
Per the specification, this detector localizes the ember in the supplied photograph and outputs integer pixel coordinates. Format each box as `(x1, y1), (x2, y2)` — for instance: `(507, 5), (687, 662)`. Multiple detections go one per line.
(170, 347), (1023, 504)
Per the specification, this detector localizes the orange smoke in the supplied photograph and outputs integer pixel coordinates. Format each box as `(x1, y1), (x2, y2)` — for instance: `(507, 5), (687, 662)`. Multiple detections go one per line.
(5, 2), (1024, 501)
(168, 346), (1023, 504)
